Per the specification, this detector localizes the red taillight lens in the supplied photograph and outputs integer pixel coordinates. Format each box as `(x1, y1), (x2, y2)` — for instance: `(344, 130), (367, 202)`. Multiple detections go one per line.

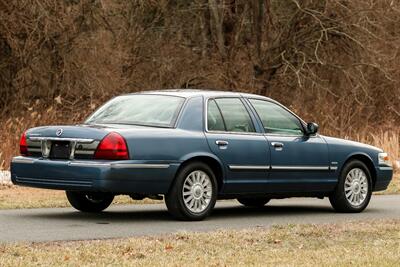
(20, 132), (29, 156)
(94, 132), (129, 160)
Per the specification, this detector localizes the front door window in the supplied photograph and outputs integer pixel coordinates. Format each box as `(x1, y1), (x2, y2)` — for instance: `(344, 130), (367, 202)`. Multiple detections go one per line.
(249, 99), (303, 136)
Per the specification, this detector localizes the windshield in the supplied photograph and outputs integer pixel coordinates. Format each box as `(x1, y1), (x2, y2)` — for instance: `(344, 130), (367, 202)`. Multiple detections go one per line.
(85, 94), (185, 127)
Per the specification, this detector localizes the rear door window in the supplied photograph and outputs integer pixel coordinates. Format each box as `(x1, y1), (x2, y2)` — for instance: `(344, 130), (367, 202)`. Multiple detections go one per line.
(207, 98), (255, 133)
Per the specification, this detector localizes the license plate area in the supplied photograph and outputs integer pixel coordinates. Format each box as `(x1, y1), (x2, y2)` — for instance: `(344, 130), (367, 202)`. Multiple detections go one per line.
(49, 141), (71, 159)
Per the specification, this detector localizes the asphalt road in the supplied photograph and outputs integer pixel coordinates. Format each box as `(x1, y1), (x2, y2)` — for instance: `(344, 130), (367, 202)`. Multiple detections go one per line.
(1, 195), (400, 243)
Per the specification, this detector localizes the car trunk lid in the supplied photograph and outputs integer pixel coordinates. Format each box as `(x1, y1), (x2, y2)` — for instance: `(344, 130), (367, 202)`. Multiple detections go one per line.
(25, 125), (110, 160)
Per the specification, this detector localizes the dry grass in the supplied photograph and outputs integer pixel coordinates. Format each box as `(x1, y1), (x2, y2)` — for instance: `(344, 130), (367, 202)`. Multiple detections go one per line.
(0, 168), (398, 211)
(379, 172), (400, 195)
(0, 186), (160, 210)
(355, 130), (400, 168)
(0, 220), (399, 266)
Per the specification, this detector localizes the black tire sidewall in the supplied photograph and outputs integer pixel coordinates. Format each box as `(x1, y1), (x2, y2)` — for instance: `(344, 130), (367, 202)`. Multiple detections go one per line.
(66, 191), (114, 212)
(330, 160), (372, 212)
(166, 162), (217, 220)
(237, 197), (270, 207)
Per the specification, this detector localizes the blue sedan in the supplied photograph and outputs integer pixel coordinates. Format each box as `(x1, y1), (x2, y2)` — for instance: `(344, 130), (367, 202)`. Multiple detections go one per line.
(11, 90), (393, 220)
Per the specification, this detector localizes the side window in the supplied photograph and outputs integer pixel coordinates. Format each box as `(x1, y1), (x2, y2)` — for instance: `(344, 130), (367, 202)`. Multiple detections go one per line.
(249, 99), (303, 135)
(207, 100), (225, 131)
(212, 98), (255, 133)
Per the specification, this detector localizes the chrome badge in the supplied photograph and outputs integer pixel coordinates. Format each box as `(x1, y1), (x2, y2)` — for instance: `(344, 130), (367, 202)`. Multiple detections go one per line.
(56, 128), (63, 137)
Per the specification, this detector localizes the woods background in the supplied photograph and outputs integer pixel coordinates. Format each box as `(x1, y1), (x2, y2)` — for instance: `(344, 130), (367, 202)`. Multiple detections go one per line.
(0, 0), (399, 169)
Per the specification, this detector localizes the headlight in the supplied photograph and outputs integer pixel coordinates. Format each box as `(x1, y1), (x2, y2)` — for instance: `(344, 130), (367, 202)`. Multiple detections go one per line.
(378, 152), (391, 166)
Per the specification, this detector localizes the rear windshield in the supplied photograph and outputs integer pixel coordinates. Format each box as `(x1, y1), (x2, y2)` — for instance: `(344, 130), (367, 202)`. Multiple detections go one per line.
(85, 94), (185, 127)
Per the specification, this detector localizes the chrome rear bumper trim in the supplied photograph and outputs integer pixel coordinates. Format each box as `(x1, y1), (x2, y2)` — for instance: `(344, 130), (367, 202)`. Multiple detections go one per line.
(12, 157), (35, 164)
(379, 166), (393, 171)
(12, 157), (170, 169)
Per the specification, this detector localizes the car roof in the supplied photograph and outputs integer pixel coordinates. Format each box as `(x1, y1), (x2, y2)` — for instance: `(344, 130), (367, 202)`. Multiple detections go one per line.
(129, 89), (272, 100)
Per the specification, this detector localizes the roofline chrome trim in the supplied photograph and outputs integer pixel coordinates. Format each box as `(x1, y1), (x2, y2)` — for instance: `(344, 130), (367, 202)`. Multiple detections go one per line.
(28, 137), (95, 143)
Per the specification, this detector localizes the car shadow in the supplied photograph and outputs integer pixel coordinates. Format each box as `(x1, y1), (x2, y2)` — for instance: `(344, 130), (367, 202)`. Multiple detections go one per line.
(24, 203), (339, 223)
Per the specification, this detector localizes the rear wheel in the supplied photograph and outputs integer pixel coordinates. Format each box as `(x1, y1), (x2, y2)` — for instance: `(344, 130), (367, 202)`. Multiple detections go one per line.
(329, 160), (372, 213)
(66, 191), (114, 212)
(165, 162), (217, 221)
(237, 197), (270, 207)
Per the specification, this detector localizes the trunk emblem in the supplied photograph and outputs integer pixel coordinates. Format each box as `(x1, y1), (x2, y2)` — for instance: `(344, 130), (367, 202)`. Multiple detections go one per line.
(56, 128), (63, 137)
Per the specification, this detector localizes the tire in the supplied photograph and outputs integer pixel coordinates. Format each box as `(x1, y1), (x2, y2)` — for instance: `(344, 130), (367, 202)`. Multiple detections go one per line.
(66, 191), (114, 212)
(329, 160), (372, 213)
(237, 197), (270, 207)
(165, 162), (217, 221)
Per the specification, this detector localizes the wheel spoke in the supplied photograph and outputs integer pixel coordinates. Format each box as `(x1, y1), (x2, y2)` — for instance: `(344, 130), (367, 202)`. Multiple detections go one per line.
(182, 170), (213, 214)
(344, 168), (368, 207)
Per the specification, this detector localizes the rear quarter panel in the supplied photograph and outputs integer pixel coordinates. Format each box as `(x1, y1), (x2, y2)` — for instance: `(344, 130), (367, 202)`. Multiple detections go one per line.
(118, 96), (212, 164)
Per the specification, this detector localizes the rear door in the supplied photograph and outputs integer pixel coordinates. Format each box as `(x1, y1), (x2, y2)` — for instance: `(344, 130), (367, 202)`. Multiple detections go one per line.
(204, 97), (270, 193)
(247, 98), (333, 192)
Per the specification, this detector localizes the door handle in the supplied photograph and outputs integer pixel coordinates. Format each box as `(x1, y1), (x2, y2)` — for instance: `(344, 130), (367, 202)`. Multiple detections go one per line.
(271, 142), (284, 151)
(215, 140), (229, 146)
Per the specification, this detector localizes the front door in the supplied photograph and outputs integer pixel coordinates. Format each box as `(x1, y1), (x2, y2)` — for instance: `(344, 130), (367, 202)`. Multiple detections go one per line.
(247, 98), (334, 192)
(205, 97), (270, 193)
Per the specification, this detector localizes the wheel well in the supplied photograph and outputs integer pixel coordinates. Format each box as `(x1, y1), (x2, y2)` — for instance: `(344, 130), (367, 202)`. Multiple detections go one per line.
(178, 156), (224, 191)
(343, 154), (377, 187)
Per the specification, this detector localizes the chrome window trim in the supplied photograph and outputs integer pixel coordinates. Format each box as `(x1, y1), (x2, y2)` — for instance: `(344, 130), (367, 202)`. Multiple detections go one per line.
(264, 133), (305, 138)
(204, 96), (262, 136)
(206, 130), (264, 136)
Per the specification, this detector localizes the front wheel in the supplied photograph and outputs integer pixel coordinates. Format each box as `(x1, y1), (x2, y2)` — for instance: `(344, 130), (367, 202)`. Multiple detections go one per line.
(329, 160), (372, 213)
(66, 191), (114, 212)
(165, 162), (217, 221)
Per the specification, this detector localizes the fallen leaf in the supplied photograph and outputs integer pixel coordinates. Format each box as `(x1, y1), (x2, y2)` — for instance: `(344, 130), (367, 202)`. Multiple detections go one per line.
(54, 95), (62, 105)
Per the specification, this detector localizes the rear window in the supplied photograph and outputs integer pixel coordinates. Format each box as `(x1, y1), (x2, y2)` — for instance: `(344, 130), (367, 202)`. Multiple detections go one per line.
(85, 94), (185, 127)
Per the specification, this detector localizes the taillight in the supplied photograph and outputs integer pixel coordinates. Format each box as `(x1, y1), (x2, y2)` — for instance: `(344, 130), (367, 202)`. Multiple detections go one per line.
(94, 132), (129, 160)
(20, 131), (29, 156)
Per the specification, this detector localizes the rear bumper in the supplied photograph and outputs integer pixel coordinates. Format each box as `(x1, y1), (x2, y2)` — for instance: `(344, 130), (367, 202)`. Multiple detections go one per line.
(11, 156), (179, 194)
(373, 166), (394, 192)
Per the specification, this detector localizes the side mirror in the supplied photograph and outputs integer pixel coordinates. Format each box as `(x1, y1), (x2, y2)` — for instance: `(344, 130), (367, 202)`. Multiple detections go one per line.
(306, 122), (319, 135)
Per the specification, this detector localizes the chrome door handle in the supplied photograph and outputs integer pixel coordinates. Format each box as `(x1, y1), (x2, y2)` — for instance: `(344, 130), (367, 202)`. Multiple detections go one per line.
(215, 140), (229, 146)
(271, 142), (284, 151)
